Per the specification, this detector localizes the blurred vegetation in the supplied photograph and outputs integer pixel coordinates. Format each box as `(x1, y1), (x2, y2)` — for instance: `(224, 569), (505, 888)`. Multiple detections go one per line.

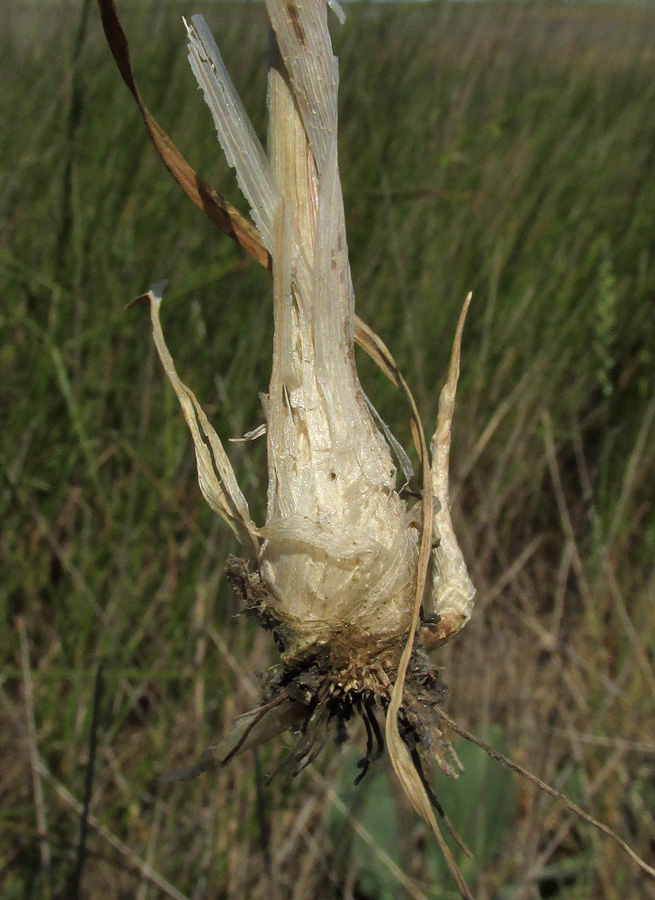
(1, 1), (654, 898)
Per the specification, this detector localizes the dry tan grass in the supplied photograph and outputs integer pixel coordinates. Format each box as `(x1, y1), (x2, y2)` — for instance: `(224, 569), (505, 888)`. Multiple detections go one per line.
(2, 2), (655, 898)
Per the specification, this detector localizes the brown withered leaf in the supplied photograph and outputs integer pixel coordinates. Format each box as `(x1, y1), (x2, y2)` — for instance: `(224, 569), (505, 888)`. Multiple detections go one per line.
(97, 0), (411, 398)
(97, 0), (269, 268)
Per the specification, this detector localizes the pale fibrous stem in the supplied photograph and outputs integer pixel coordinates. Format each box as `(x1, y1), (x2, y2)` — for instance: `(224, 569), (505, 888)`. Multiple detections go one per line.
(94, 0), (655, 894)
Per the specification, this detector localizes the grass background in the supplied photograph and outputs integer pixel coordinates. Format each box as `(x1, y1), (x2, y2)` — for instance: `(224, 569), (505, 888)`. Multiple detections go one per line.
(2, 1), (655, 898)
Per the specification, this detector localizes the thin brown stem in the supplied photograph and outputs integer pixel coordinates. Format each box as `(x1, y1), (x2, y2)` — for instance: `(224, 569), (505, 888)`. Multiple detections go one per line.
(434, 706), (655, 880)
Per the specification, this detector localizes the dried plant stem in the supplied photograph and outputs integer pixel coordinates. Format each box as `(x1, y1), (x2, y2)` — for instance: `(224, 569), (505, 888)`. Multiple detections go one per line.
(0, 679), (191, 900)
(96, 1), (655, 896)
(268, 40), (318, 260)
(96, 0), (431, 381)
(18, 619), (52, 898)
(434, 706), (655, 880)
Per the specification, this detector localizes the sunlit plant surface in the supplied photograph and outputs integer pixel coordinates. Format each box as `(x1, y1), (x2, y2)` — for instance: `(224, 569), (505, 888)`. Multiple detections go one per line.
(2, 2), (655, 898)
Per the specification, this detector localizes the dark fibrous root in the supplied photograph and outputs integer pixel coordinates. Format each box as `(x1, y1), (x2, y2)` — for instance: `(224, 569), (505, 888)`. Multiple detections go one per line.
(223, 555), (476, 886)
(354, 700), (385, 785)
(363, 703), (385, 774)
(355, 703), (380, 785)
(226, 555), (458, 780)
(334, 715), (349, 748)
(220, 694), (289, 766)
(357, 701), (374, 769)
(171, 556), (655, 896)
(254, 652), (456, 791)
(267, 687), (388, 785)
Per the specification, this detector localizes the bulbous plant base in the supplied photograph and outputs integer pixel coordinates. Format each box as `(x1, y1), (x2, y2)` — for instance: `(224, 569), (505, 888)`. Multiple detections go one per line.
(225, 557), (460, 785)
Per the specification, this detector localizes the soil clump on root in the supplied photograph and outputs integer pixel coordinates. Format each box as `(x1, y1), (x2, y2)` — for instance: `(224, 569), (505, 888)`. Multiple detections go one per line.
(226, 556), (457, 782)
